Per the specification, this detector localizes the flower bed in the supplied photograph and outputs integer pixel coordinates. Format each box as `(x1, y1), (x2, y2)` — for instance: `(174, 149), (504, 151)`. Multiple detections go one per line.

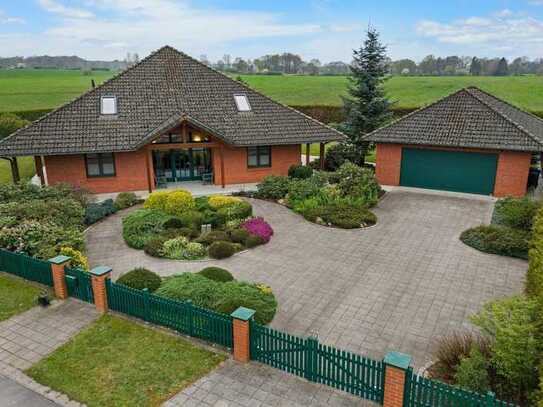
(122, 190), (273, 261)
(247, 162), (380, 229)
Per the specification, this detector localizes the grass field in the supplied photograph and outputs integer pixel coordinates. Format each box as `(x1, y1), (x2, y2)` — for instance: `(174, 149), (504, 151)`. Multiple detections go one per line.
(27, 315), (225, 407)
(1, 69), (543, 113)
(0, 156), (35, 183)
(0, 273), (45, 321)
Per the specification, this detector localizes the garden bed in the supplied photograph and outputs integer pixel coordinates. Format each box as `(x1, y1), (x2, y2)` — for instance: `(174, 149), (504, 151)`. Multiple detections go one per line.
(239, 163), (380, 229)
(122, 190), (273, 261)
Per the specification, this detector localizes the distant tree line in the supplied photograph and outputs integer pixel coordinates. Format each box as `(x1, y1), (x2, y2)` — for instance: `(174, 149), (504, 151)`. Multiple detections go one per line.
(204, 53), (543, 76)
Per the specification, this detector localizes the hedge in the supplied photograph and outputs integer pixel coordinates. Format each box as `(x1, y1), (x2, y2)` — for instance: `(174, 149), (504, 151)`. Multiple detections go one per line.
(460, 225), (530, 260)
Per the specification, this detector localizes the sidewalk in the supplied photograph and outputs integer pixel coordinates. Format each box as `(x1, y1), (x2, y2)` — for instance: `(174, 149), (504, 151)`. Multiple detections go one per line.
(0, 374), (57, 406)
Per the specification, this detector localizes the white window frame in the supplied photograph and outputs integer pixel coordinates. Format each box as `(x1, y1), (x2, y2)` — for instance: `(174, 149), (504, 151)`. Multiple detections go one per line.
(234, 94), (251, 112)
(100, 95), (118, 115)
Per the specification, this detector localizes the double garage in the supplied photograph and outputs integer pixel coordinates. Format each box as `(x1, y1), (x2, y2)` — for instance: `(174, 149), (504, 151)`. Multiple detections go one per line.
(366, 87), (543, 198)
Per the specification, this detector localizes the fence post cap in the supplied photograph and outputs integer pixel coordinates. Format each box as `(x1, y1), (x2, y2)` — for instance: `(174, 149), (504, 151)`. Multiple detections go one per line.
(231, 306), (256, 321)
(89, 266), (112, 277)
(383, 351), (412, 370)
(48, 255), (71, 265)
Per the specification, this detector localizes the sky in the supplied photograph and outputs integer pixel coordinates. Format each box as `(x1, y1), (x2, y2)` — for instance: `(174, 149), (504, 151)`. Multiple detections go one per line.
(1, 0), (543, 62)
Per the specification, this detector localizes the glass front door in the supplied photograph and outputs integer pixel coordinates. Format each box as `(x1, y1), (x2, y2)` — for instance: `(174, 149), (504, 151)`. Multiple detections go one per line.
(153, 149), (212, 182)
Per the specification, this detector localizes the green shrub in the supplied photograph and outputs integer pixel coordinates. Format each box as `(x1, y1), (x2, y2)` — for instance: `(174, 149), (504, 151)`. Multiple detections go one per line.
(460, 225), (530, 260)
(84, 199), (117, 225)
(471, 296), (540, 402)
(492, 197), (541, 231)
(114, 192), (138, 210)
(194, 196), (211, 211)
(324, 143), (363, 170)
(184, 242), (206, 259)
(208, 195), (242, 209)
(162, 217), (185, 229)
(255, 175), (291, 200)
(229, 228), (250, 244)
(143, 237), (167, 257)
(156, 273), (277, 324)
(455, 345), (491, 394)
(122, 209), (169, 249)
(0, 113), (29, 140)
(288, 164), (313, 179)
(117, 268), (162, 292)
(336, 162), (380, 207)
(164, 190), (195, 216)
(195, 230), (230, 245)
(245, 234), (265, 248)
(527, 206), (543, 298)
(201, 209), (226, 228)
(177, 210), (204, 229)
(197, 267), (234, 282)
(303, 203), (377, 229)
(286, 178), (321, 205)
(0, 198), (85, 229)
(161, 236), (190, 259)
(217, 201), (252, 221)
(208, 241), (236, 259)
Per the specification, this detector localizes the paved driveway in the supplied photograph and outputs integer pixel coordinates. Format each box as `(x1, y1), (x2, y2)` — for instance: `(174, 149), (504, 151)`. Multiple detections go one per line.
(87, 190), (527, 368)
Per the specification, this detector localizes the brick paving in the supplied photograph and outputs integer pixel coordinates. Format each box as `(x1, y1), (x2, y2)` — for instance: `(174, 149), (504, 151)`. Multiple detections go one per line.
(164, 359), (377, 407)
(0, 299), (99, 370)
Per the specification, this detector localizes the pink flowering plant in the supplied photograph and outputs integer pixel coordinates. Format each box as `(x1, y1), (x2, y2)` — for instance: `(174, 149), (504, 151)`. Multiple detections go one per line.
(241, 217), (274, 243)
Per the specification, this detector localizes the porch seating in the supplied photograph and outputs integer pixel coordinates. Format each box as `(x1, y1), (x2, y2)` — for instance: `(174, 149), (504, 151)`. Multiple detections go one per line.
(202, 171), (213, 184)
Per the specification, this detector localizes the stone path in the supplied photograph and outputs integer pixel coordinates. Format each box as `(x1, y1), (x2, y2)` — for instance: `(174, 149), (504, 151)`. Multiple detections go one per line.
(88, 190), (527, 369)
(164, 359), (377, 407)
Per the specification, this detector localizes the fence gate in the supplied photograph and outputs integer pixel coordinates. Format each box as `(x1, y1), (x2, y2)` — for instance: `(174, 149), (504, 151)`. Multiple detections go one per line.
(250, 322), (385, 404)
(64, 267), (94, 303)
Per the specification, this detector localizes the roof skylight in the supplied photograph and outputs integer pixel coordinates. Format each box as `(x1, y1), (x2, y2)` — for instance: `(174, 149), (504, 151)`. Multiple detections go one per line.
(100, 96), (117, 115)
(234, 94), (251, 112)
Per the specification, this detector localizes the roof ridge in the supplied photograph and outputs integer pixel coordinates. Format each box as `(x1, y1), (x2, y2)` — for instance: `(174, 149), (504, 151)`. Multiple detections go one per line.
(465, 87), (543, 147)
(0, 46), (172, 152)
(362, 88), (469, 140)
(167, 47), (347, 140)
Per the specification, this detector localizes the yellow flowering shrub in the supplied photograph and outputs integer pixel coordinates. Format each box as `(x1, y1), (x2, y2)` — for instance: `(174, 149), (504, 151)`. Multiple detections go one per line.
(60, 246), (89, 271)
(256, 284), (273, 295)
(208, 195), (242, 209)
(164, 190), (195, 216)
(143, 191), (170, 212)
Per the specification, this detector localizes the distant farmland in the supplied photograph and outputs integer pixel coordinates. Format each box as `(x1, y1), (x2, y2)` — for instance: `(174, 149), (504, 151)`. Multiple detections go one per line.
(1, 69), (543, 113)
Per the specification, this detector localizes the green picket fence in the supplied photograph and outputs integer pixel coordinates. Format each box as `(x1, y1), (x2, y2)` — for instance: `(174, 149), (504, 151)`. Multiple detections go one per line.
(65, 267), (94, 303)
(404, 369), (518, 407)
(106, 280), (233, 348)
(0, 249), (54, 287)
(250, 321), (385, 403)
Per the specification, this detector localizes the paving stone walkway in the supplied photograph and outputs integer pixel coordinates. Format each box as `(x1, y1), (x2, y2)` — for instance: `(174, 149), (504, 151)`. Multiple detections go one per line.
(0, 374), (57, 406)
(0, 299), (99, 371)
(87, 190), (527, 369)
(164, 359), (377, 407)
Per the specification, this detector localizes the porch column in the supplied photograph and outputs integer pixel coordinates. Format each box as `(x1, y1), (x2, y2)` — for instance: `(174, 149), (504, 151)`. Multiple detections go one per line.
(219, 146), (225, 188)
(34, 156), (45, 185)
(145, 148), (153, 193)
(319, 143), (325, 170)
(305, 144), (310, 166)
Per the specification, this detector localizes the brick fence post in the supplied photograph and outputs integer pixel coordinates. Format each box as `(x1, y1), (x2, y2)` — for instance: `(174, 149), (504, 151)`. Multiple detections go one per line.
(383, 351), (412, 407)
(48, 255), (71, 299)
(90, 266), (112, 314)
(230, 307), (256, 363)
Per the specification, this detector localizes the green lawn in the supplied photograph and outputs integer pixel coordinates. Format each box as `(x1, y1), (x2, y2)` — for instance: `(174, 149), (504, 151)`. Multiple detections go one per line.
(0, 273), (45, 321)
(0, 156), (35, 184)
(26, 315), (226, 407)
(1, 70), (542, 113)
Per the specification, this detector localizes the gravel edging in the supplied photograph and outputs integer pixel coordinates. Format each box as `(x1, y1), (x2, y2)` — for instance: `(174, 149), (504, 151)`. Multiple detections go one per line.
(0, 361), (86, 407)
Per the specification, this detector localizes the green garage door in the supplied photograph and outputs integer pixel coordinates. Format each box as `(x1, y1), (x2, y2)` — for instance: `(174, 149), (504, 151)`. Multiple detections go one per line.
(400, 148), (498, 195)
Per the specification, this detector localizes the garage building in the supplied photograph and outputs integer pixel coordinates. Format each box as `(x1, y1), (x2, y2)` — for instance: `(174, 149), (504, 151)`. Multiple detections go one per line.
(365, 87), (543, 197)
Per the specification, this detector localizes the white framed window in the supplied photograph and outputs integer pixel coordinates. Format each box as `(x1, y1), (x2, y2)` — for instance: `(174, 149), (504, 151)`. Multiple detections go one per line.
(100, 96), (117, 115)
(234, 94), (251, 112)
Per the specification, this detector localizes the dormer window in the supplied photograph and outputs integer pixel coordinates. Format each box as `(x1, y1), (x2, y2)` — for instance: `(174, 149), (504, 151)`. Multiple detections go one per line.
(100, 96), (117, 115)
(234, 94), (251, 112)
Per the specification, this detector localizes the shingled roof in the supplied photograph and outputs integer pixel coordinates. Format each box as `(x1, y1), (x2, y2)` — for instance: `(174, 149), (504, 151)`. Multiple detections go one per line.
(364, 87), (543, 152)
(0, 46), (345, 157)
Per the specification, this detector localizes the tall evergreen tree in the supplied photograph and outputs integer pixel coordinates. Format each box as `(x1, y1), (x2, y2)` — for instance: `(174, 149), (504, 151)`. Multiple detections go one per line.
(495, 57), (509, 76)
(340, 27), (393, 163)
(470, 57), (482, 76)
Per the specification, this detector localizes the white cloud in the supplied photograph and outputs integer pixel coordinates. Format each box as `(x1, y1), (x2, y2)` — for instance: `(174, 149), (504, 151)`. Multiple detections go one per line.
(38, 0), (94, 19)
(416, 11), (543, 57)
(0, 9), (25, 24)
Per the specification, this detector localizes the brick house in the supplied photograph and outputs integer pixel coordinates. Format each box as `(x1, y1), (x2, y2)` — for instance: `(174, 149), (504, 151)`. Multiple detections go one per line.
(365, 87), (543, 197)
(0, 46), (345, 194)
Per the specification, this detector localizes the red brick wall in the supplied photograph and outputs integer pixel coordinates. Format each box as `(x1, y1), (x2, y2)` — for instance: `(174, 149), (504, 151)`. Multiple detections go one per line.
(383, 366), (407, 407)
(44, 150), (150, 194)
(374, 143), (531, 197)
(375, 144), (402, 186)
(212, 144), (301, 185)
(494, 150), (532, 197)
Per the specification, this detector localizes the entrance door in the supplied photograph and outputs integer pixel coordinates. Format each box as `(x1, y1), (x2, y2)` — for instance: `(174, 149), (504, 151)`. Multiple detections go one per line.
(153, 149), (212, 183)
(172, 150), (192, 181)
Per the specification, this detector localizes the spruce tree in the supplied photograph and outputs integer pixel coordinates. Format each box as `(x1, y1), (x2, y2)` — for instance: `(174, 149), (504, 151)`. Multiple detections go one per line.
(340, 27), (393, 163)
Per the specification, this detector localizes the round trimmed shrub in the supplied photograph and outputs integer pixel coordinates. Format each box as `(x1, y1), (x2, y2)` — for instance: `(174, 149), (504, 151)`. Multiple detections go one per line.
(184, 242), (206, 259)
(214, 282), (277, 324)
(217, 201), (252, 221)
(208, 241), (237, 259)
(302, 203), (377, 229)
(178, 210), (204, 229)
(163, 217), (185, 229)
(122, 209), (170, 249)
(160, 227), (198, 240)
(144, 191), (169, 212)
(245, 234), (265, 248)
(164, 190), (195, 216)
(195, 230), (230, 245)
(144, 237), (167, 257)
(241, 217), (274, 242)
(117, 267), (162, 292)
(201, 209), (227, 228)
(288, 164), (313, 179)
(198, 267), (234, 282)
(255, 175), (291, 200)
(460, 225), (529, 259)
(230, 228), (250, 244)
(208, 195), (242, 209)
(115, 192), (138, 210)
